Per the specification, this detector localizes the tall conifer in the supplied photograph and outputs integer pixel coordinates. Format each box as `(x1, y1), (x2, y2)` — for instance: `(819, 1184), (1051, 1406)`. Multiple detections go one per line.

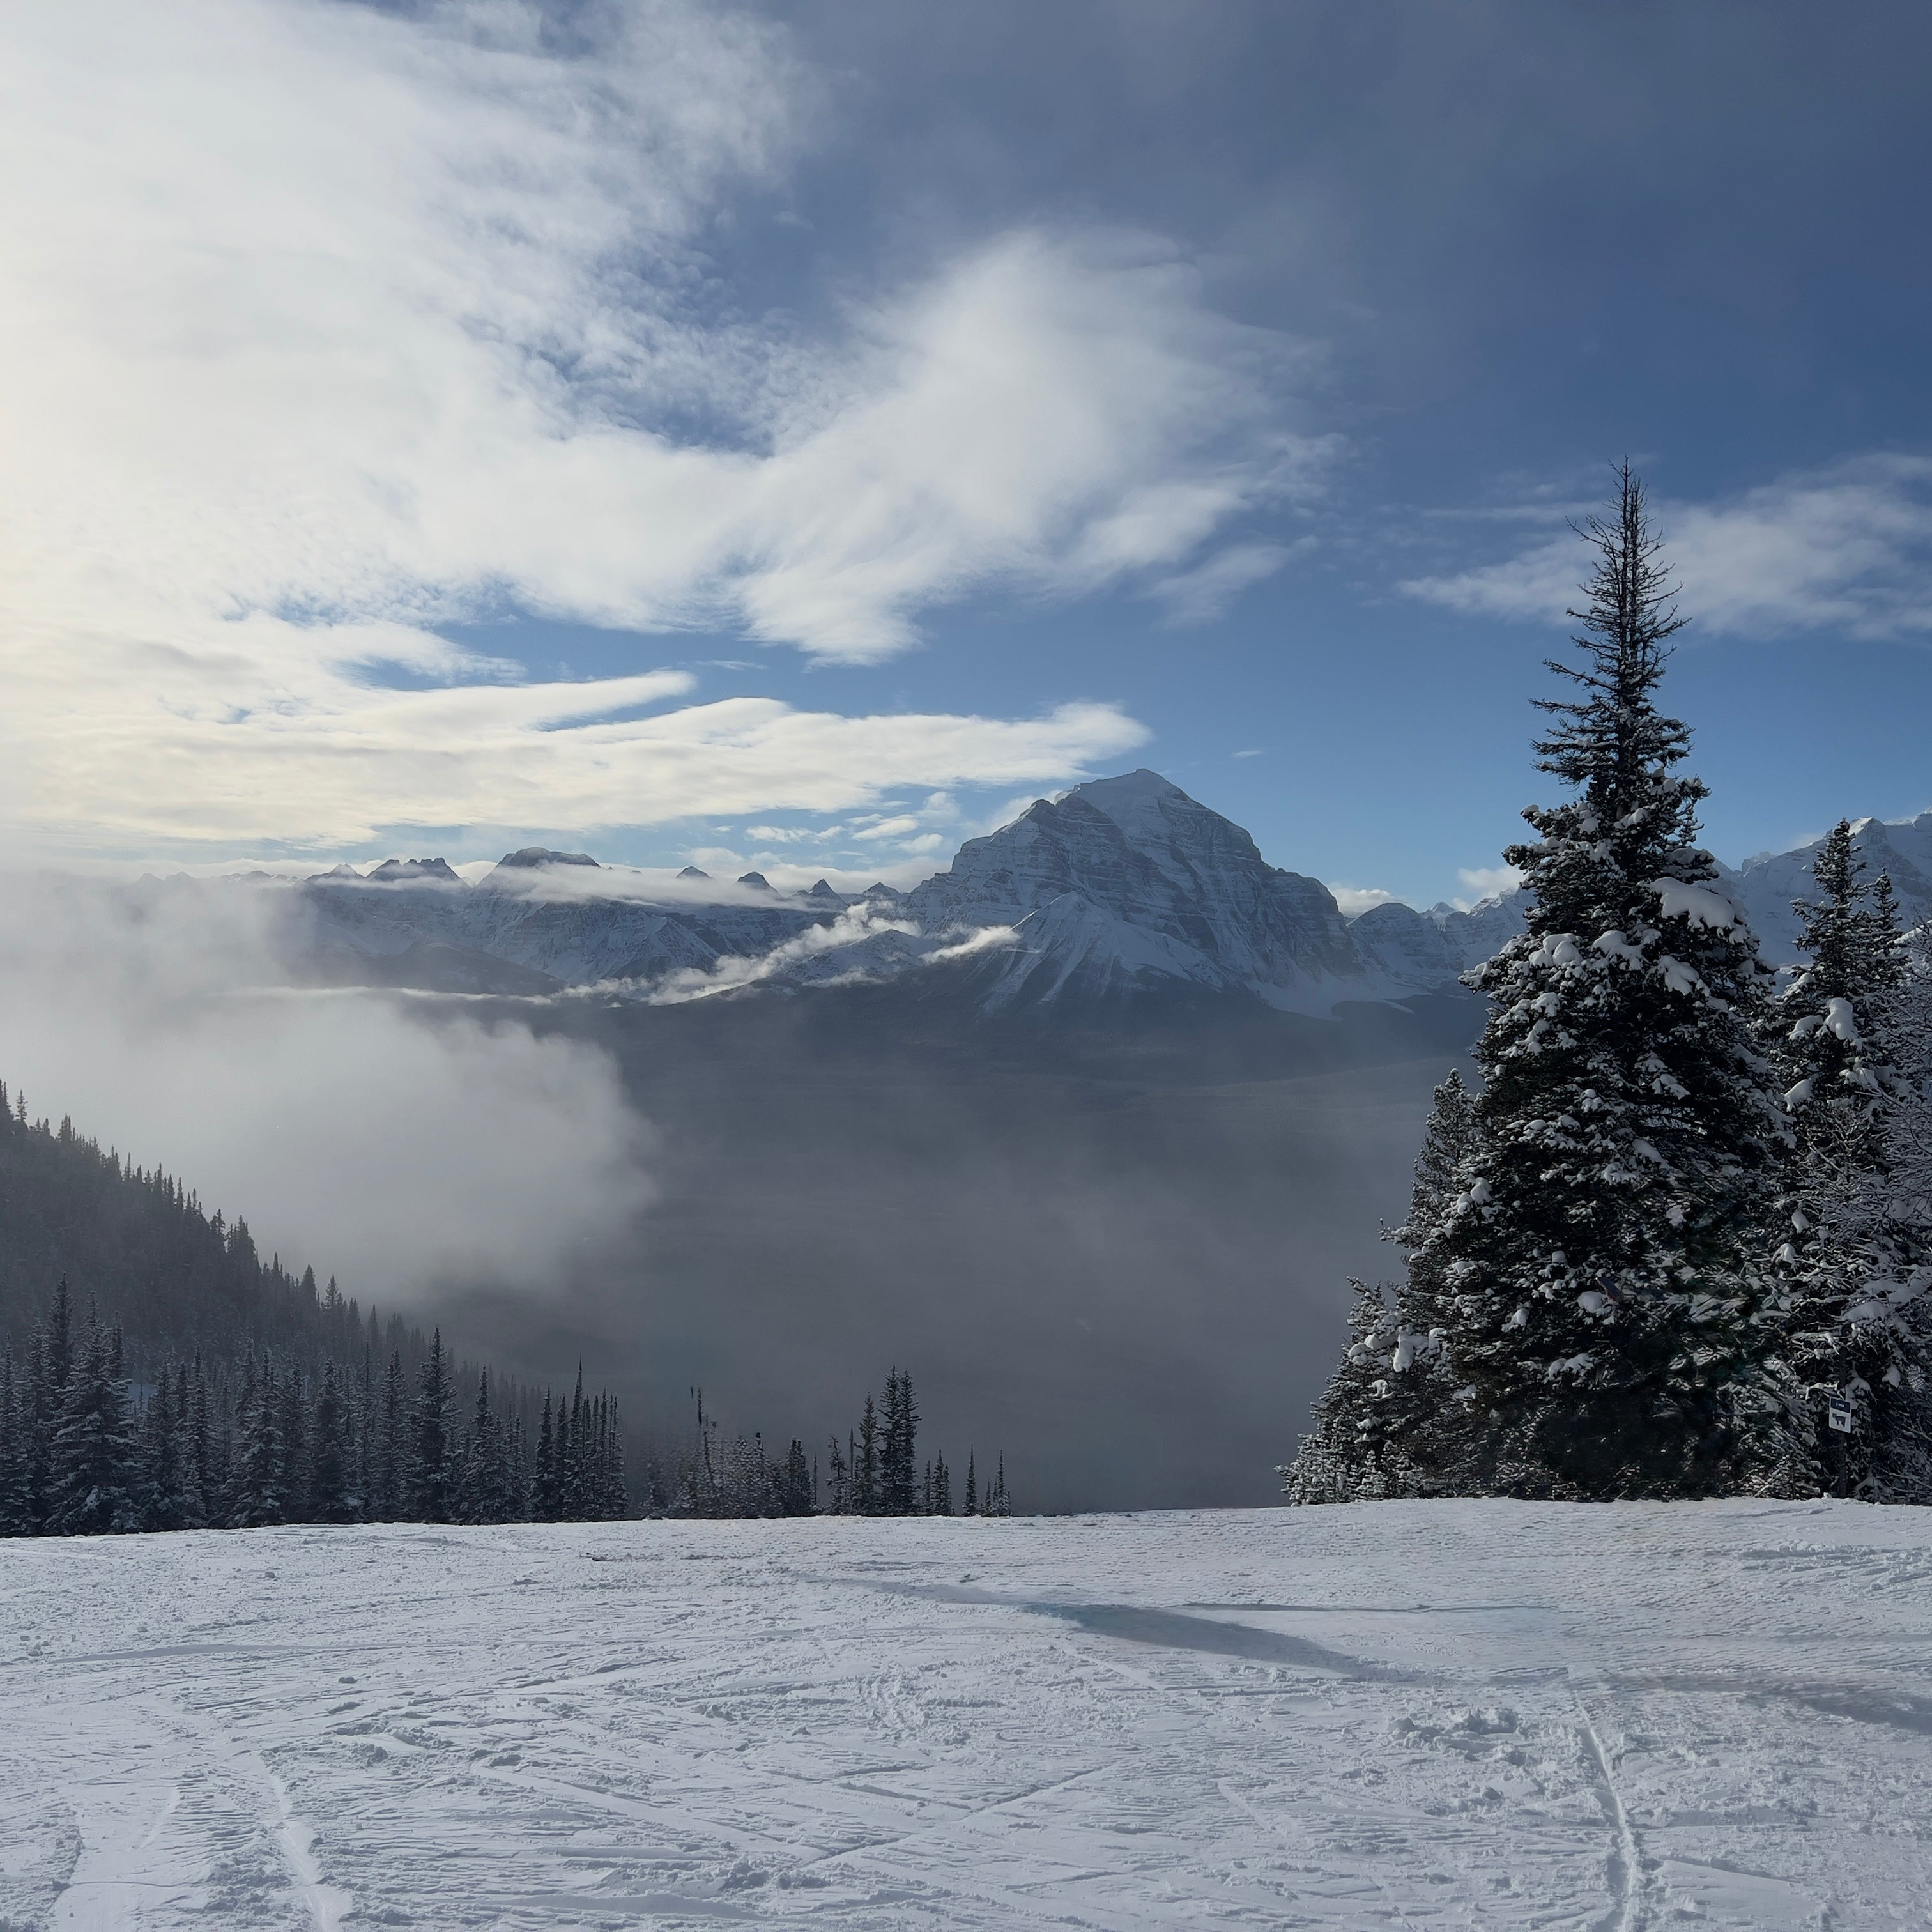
(1425, 467), (1787, 1498)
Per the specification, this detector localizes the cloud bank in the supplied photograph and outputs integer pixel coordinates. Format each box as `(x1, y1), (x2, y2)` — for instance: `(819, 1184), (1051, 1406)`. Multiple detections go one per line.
(0, 870), (657, 1305)
(0, 0), (1312, 854)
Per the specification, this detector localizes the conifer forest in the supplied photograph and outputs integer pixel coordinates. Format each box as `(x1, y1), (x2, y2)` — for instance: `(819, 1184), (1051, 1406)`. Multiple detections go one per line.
(0, 1095), (1008, 1533)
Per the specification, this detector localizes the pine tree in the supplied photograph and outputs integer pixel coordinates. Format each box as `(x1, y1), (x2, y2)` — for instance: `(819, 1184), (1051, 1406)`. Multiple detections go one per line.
(1767, 827), (1932, 1497)
(309, 1360), (355, 1523)
(0, 1350), (32, 1535)
(47, 1307), (137, 1535)
(376, 1350), (407, 1521)
(880, 1368), (919, 1515)
(853, 1396), (880, 1515)
(533, 1393), (558, 1521)
(1279, 1280), (1406, 1505)
(277, 1362), (309, 1522)
(229, 1351), (286, 1528)
(1284, 1071), (1488, 1503)
(781, 1438), (813, 1516)
(410, 1330), (454, 1521)
(963, 1450), (977, 1516)
(136, 1365), (183, 1531)
(454, 1371), (496, 1524)
(824, 1434), (849, 1514)
(1426, 466), (1787, 1498)
(177, 1360), (210, 1531)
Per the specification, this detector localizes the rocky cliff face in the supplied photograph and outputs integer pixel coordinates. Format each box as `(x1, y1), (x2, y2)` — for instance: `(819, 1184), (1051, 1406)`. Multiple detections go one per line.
(905, 771), (1378, 1010)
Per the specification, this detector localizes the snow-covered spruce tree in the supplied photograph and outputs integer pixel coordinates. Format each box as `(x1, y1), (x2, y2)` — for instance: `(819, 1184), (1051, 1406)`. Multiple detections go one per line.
(1282, 1066), (1492, 1501)
(1279, 1280), (1405, 1503)
(1426, 466), (1788, 1498)
(45, 1308), (137, 1535)
(1767, 827), (1932, 1497)
(1374, 1070), (1491, 1492)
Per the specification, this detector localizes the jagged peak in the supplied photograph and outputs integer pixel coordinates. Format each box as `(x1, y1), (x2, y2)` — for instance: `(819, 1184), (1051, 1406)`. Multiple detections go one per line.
(364, 857), (463, 885)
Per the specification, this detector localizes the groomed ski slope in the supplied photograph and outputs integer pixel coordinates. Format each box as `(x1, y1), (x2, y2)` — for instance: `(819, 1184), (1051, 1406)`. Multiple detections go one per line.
(3, 1502), (1929, 1929)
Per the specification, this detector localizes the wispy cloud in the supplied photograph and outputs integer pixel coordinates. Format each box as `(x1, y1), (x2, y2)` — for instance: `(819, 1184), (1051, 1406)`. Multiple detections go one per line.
(1148, 541), (1301, 626)
(0, 0), (1312, 852)
(1400, 456), (1932, 641)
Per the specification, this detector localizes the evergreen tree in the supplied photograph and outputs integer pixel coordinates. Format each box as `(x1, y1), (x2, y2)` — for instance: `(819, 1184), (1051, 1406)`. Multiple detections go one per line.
(277, 1362), (309, 1522)
(457, 1370), (502, 1524)
(135, 1365), (183, 1531)
(309, 1360), (355, 1523)
(880, 1368), (919, 1515)
(963, 1449), (977, 1517)
(824, 1434), (849, 1514)
(376, 1350), (408, 1520)
(177, 1360), (210, 1531)
(930, 1450), (953, 1517)
(229, 1351), (286, 1528)
(1767, 827), (1932, 1497)
(47, 1307), (137, 1535)
(781, 1438), (813, 1516)
(410, 1330), (454, 1521)
(1279, 1280), (1406, 1505)
(1425, 467), (1787, 1498)
(0, 1350), (33, 1534)
(853, 1396), (880, 1515)
(1283, 1071), (1486, 1502)
(533, 1393), (558, 1521)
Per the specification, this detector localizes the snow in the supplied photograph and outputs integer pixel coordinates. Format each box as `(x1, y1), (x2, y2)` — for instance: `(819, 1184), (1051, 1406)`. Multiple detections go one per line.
(1648, 878), (1745, 931)
(5, 1503), (1932, 1929)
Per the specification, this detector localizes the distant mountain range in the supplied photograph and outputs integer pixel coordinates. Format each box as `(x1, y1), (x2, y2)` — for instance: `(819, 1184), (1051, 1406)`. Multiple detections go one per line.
(150, 772), (1932, 1018)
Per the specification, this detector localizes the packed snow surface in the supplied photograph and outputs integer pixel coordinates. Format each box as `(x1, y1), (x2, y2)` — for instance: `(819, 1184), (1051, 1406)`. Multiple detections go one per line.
(4, 1501), (1931, 1928)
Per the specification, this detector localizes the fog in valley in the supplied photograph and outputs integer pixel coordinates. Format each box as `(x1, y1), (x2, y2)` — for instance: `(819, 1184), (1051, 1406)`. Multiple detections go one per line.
(0, 871), (1479, 1509)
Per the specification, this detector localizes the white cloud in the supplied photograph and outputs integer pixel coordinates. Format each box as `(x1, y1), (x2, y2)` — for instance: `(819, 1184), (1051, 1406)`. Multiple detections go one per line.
(1402, 456), (1932, 641)
(0, 873), (656, 1302)
(0, 0), (1312, 852)
(1328, 885), (1397, 917)
(1453, 864), (1524, 909)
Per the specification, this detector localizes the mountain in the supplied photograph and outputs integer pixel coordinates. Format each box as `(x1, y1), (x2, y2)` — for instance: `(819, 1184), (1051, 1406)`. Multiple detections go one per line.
(240, 769), (1499, 1018)
(157, 773), (1930, 1018)
(1723, 811), (1932, 958)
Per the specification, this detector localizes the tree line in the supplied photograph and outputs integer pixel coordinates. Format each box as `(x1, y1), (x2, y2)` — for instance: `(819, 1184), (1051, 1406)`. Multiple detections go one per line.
(0, 1279), (630, 1535)
(654, 1368), (1012, 1518)
(1286, 467), (1932, 1503)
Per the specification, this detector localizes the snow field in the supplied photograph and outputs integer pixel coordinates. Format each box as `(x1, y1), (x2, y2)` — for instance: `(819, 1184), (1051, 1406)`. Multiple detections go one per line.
(2, 1500), (1931, 1928)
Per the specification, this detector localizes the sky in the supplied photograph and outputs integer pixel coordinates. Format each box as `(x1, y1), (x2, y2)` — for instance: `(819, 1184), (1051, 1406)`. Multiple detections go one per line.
(4, 1), (1930, 910)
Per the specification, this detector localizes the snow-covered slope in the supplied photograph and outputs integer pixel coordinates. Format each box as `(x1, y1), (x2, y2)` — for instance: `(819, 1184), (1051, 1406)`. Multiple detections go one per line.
(5, 1502), (1929, 1929)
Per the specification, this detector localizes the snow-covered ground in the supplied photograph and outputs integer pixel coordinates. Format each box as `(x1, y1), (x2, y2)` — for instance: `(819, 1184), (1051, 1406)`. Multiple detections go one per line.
(3, 1503), (1929, 1929)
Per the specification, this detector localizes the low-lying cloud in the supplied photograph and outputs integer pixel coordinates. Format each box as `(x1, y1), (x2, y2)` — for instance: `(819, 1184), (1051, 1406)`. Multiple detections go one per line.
(0, 873), (657, 1307)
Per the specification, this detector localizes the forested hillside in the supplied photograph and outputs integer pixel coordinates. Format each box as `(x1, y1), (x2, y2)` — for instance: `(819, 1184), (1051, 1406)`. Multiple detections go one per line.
(0, 1078), (436, 1384)
(0, 1080), (632, 1534)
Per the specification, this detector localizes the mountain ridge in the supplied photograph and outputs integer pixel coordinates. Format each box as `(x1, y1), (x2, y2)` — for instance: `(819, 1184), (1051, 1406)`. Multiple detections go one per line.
(149, 774), (1932, 1019)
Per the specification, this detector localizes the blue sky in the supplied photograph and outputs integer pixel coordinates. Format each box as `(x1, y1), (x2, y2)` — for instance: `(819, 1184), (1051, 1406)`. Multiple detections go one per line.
(4, 1), (1929, 907)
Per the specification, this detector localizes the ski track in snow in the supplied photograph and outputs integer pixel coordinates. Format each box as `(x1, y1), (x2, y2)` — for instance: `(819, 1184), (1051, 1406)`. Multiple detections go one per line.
(2, 1501), (1930, 1928)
